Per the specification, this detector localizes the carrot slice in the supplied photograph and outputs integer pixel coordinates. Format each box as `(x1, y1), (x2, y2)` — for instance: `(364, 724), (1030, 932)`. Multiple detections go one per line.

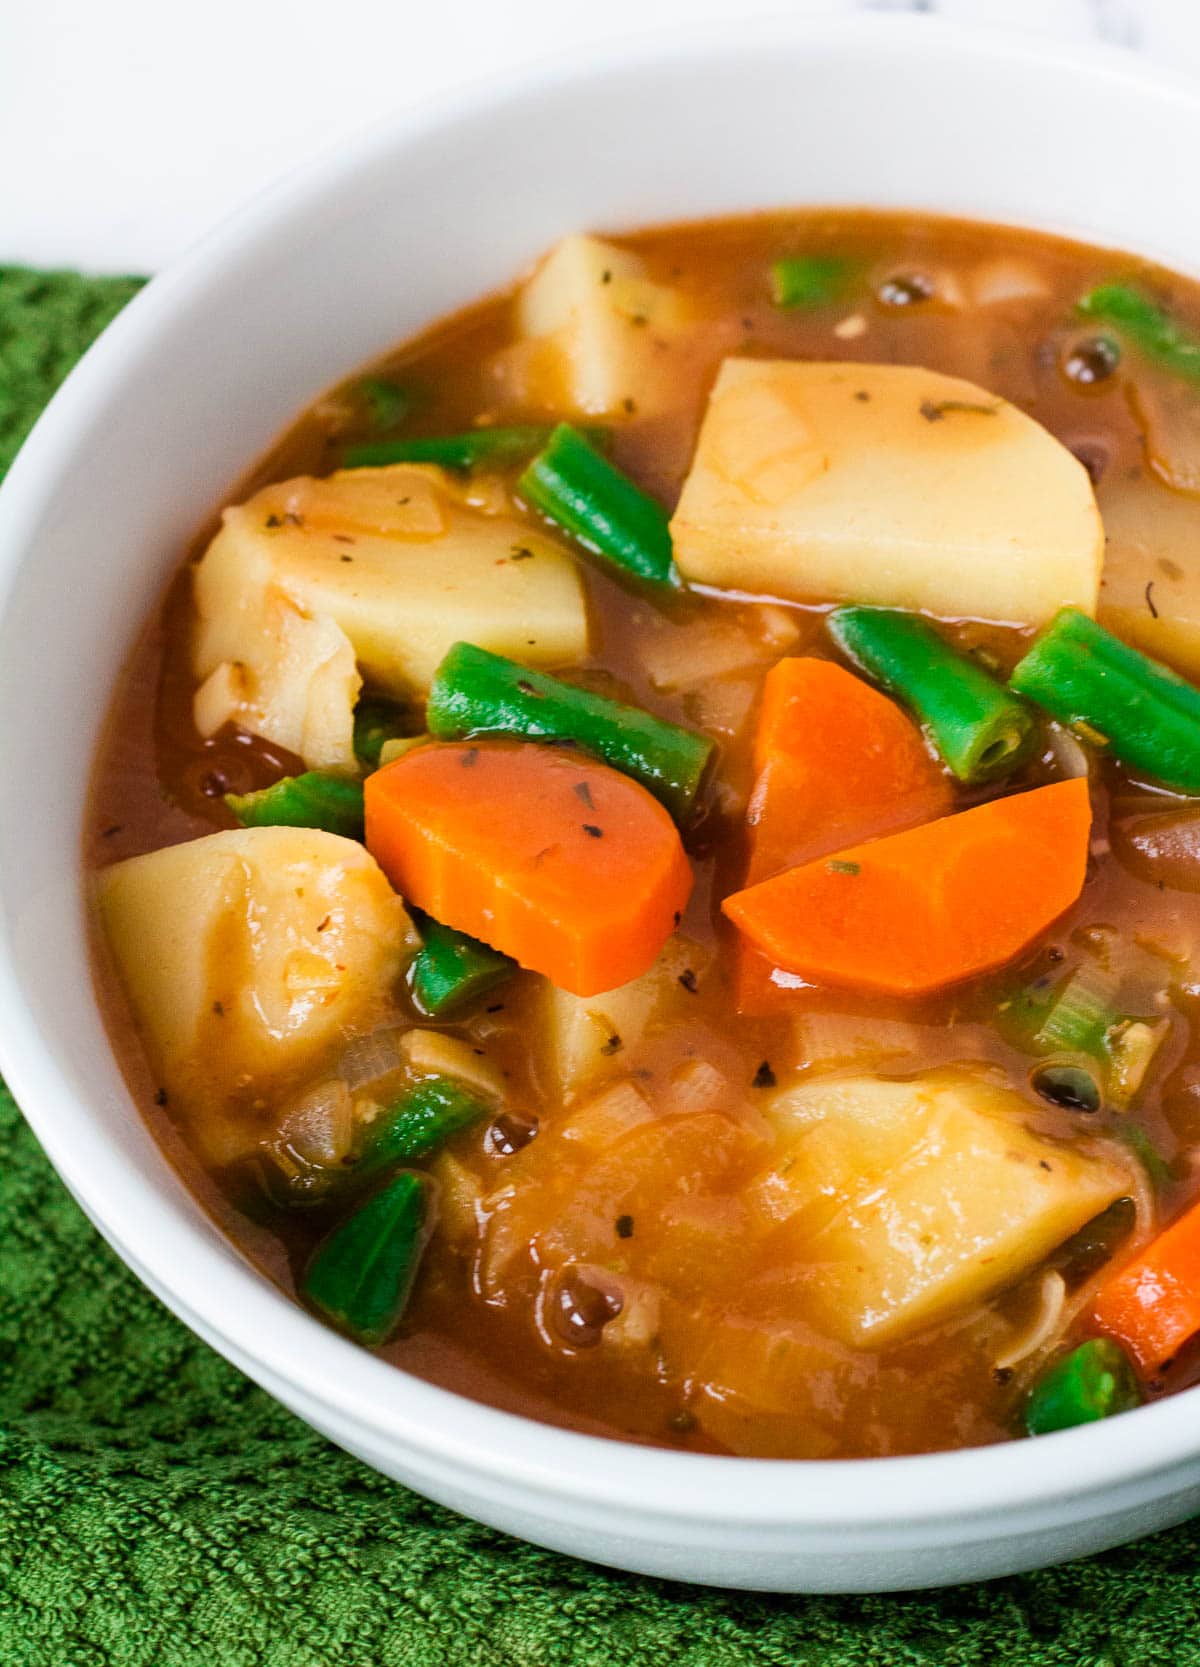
(739, 658), (951, 1011)
(723, 778), (1090, 998)
(365, 739), (692, 996)
(1091, 1198), (1200, 1375)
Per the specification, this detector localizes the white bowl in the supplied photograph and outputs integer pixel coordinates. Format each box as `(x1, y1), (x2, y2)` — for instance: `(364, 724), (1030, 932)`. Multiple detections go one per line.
(3, 15), (1200, 1595)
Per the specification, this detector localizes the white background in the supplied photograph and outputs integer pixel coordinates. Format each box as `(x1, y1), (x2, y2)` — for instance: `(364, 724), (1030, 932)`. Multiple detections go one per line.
(3, 0), (1200, 273)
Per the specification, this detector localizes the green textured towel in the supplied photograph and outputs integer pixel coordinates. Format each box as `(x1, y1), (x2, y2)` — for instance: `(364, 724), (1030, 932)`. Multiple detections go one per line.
(4, 266), (1200, 1667)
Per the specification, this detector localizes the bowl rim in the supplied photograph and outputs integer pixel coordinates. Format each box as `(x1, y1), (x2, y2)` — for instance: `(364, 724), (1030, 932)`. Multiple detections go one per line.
(4, 10), (1200, 1531)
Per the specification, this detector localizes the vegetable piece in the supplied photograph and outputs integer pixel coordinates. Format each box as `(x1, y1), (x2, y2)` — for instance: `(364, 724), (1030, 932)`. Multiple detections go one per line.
(1023, 1339), (1143, 1435)
(97, 828), (416, 1166)
(192, 464), (588, 772)
(410, 917), (514, 1018)
(669, 359), (1103, 625)
(512, 233), (693, 418)
(302, 1171), (433, 1345)
(1077, 282), (1200, 385)
(353, 697), (414, 768)
(357, 376), (411, 430)
(829, 607), (1036, 783)
(365, 740), (693, 996)
(747, 1069), (1131, 1346)
(1031, 958), (1117, 1056)
(723, 779), (1091, 997)
(426, 642), (714, 823)
(518, 422), (679, 591)
(538, 935), (711, 1100)
(737, 658), (951, 1012)
(1095, 475), (1200, 678)
(1011, 607), (1200, 794)
(225, 772), (364, 840)
(1092, 1195), (1200, 1372)
(770, 255), (856, 309)
(358, 1077), (492, 1174)
(344, 426), (564, 472)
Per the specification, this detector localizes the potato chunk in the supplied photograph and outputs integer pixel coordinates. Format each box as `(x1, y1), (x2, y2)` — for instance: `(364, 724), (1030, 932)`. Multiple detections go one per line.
(192, 464), (589, 771)
(748, 1069), (1130, 1347)
(1098, 474), (1200, 678)
(512, 234), (693, 418)
(538, 935), (711, 1102)
(98, 827), (416, 1164)
(670, 360), (1103, 626)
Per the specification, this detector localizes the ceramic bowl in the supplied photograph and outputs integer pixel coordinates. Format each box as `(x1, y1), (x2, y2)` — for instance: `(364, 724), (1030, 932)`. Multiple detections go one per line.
(3, 15), (1200, 1593)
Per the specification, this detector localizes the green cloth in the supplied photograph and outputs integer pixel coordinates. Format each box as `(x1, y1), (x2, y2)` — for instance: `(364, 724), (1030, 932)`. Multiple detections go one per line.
(3, 266), (1200, 1667)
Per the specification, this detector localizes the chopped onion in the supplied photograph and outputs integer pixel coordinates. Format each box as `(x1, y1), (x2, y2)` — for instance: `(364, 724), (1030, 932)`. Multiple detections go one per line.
(276, 1078), (354, 1167)
(401, 1029), (504, 1100)
(561, 1078), (655, 1151)
(337, 1026), (406, 1089)
(1046, 721), (1091, 781)
(663, 1058), (728, 1117)
(993, 1271), (1067, 1372)
(969, 257), (1052, 309)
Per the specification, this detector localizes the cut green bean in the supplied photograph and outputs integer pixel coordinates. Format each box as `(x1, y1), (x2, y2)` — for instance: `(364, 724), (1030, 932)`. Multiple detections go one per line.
(426, 641), (714, 823)
(343, 425), (571, 472)
(302, 1170), (433, 1345)
(353, 697), (414, 769)
(1077, 283), (1200, 385)
(1023, 1338), (1142, 1436)
(770, 255), (857, 309)
(518, 422), (679, 591)
(1010, 607), (1200, 793)
(358, 1075), (492, 1175)
(357, 376), (412, 430)
(410, 918), (513, 1018)
(225, 772), (364, 840)
(829, 606), (1036, 783)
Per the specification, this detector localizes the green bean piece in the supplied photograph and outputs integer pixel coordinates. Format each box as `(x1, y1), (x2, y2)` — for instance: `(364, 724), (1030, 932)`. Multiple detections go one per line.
(770, 255), (856, 309)
(411, 918), (514, 1018)
(225, 772), (364, 840)
(518, 423), (679, 591)
(829, 606), (1036, 783)
(1010, 607), (1200, 794)
(426, 641), (714, 823)
(343, 425), (572, 472)
(1077, 283), (1200, 385)
(353, 697), (414, 768)
(1023, 1338), (1142, 1436)
(302, 1170), (433, 1346)
(358, 1076), (493, 1175)
(357, 377), (412, 430)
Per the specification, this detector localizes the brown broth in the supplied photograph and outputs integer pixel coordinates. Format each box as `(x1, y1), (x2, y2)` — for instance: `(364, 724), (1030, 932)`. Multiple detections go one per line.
(87, 210), (1200, 1457)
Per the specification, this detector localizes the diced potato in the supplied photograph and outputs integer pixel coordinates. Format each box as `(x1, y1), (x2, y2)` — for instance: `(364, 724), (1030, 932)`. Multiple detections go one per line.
(539, 935), (711, 1102)
(193, 464), (589, 771)
(670, 359), (1103, 626)
(747, 1068), (1130, 1347)
(1098, 473), (1200, 678)
(97, 827), (416, 1165)
(512, 234), (693, 418)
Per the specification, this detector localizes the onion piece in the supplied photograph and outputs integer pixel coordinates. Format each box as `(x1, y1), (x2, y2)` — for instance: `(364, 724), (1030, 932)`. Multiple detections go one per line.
(275, 1078), (354, 1167)
(993, 1271), (1067, 1372)
(337, 1026), (406, 1090)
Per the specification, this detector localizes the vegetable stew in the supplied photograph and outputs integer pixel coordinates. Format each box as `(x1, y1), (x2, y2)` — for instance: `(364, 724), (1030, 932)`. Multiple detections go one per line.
(88, 210), (1200, 1457)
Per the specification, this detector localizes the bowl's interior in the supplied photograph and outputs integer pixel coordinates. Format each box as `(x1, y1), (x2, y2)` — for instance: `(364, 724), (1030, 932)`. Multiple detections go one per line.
(4, 16), (1200, 1533)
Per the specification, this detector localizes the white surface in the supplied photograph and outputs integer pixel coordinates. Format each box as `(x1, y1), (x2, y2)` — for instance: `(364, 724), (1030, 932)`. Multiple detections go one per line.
(5, 0), (1200, 272)
(3, 15), (1200, 1593)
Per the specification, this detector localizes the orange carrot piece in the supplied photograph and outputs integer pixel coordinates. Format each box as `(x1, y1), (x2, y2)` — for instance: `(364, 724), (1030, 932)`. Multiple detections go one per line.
(738, 658), (951, 1011)
(364, 739), (692, 996)
(1092, 1199), (1200, 1375)
(723, 778), (1091, 998)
